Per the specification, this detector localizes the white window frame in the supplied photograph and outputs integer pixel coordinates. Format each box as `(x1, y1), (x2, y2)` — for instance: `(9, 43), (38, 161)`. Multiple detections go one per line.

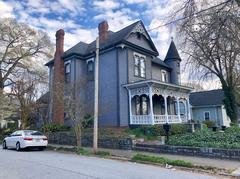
(161, 70), (167, 82)
(64, 61), (71, 83)
(204, 111), (210, 120)
(65, 63), (70, 74)
(134, 52), (146, 78)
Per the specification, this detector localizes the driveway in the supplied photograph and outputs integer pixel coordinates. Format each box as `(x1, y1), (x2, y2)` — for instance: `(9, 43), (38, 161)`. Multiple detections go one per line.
(0, 148), (223, 179)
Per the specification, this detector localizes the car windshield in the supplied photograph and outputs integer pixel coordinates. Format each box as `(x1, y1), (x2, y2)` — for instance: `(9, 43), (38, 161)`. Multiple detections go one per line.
(24, 131), (43, 136)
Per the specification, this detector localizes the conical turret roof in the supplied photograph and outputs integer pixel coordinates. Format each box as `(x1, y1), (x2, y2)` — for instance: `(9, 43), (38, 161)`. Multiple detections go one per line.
(164, 40), (181, 61)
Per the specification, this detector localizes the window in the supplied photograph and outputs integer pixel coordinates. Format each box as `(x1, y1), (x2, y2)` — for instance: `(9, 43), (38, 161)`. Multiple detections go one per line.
(178, 73), (181, 84)
(161, 70), (167, 82)
(87, 60), (94, 81)
(204, 111), (210, 120)
(87, 61), (93, 72)
(135, 95), (149, 115)
(134, 53), (146, 78)
(65, 63), (70, 83)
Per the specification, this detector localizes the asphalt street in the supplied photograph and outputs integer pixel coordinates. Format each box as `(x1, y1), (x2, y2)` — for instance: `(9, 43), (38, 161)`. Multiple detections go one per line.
(0, 147), (223, 179)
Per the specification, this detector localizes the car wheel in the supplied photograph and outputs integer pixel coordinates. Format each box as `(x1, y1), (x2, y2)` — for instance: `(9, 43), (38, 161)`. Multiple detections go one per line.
(2, 141), (7, 149)
(16, 142), (21, 151)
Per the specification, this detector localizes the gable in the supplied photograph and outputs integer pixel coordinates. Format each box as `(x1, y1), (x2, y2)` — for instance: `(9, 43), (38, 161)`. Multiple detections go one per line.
(125, 21), (159, 55)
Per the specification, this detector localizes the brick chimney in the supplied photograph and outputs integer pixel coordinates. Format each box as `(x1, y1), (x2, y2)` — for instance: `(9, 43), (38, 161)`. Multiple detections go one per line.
(98, 21), (109, 42)
(52, 29), (65, 124)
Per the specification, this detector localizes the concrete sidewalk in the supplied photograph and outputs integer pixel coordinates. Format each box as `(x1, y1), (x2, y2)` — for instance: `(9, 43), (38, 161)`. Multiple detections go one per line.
(48, 144), (240, 171)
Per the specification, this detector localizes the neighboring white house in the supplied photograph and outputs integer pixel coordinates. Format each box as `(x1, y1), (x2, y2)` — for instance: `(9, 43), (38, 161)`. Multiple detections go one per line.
(190, 89), (231, 127)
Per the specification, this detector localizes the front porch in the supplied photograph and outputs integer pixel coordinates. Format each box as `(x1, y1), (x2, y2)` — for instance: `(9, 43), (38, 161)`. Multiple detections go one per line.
(125, 80), (192, 125)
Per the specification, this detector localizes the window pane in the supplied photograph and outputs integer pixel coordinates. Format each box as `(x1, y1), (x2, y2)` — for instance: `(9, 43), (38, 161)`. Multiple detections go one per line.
(204, 112), (210, 120)
(65, 63), (70, 74)
(135, 96), (140, 115)
(88, 62), (93, 72)
(162, 71), (167, 82)
(140, 58), (145, 78)
(134, 56), (140, 76)
(141, 96), (148, 115)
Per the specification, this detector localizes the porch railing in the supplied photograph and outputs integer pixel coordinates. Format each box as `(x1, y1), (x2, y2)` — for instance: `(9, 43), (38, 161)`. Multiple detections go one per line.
(131, 115), (186, 125)
(154, 115), (167, 124)
(131, 115), (152, 125)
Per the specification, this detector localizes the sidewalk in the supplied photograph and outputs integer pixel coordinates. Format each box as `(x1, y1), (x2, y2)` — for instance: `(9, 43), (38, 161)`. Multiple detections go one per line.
(48, 144), (240, 171)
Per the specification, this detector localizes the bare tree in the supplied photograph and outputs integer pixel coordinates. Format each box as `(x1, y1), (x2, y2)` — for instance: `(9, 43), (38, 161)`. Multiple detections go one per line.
(176, 1), (240, 123)
(0, 92), (17, 123)
(9, 68), (48, 129)
(0, 18), (53, 92)
(64, 78), (89, 147)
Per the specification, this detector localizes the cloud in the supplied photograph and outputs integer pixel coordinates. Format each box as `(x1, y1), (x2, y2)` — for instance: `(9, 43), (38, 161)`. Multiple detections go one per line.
(93, 0), (121, 11)
(0, 1), (15, 18)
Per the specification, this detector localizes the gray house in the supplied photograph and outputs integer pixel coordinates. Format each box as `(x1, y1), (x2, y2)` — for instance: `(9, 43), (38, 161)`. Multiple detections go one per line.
(46, 20), (192, 127)
(190, 89), (231, 127)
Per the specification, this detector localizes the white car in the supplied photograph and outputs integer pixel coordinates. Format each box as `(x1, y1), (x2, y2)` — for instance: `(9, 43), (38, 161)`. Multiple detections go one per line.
(2, 130), (48, 151)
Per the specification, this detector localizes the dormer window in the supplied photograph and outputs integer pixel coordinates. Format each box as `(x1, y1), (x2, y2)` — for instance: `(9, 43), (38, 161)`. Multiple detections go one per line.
(161, 70), (167, 82)
(134, 53), (146, 78)
(65, 63), (70, 83)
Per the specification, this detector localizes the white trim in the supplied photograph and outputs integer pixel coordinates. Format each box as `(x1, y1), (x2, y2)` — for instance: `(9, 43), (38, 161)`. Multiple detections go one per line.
(123, 79), (192, 91)
(161, 70), (167, 82)
(86, 58), (94, 63)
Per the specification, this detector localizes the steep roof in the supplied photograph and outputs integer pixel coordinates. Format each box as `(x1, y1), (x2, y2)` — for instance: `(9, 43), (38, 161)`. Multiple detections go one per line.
(152, 57), (171, 69)
(164, 40), (181, 61)
(46, 20), (159, 66)
(190, 89), (224, 106)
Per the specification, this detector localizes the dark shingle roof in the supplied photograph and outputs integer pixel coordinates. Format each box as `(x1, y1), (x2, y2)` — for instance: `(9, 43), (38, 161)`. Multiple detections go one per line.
(190, 89), (224, 106)
(64, 21), (142, 57)
(152, 57), (171, 69)
(64, 41), (89, 56)
(164, 41), (181, 61)
(46, 20), (161, 66)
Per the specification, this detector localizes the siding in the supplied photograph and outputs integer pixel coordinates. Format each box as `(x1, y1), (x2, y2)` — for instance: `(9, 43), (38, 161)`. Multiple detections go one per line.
(98, 49), (118, 126)
(126, 33), (154, 52)
(192, 106), (230, 127)
(117, 48), (129, 126)
(151, 63), (170, 82)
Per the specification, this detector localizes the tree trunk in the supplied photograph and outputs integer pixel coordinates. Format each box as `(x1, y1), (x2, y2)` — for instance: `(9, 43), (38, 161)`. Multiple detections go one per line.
(221, 81), (238, 124)
(74, 125), (82, 147)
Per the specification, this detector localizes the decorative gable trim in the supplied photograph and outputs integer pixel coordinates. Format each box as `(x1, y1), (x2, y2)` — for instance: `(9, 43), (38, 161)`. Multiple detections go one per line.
(132, 22), (150, 40)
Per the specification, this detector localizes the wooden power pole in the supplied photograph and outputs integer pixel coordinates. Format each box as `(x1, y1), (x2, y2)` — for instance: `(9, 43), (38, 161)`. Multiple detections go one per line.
(93, 37), (99, 152)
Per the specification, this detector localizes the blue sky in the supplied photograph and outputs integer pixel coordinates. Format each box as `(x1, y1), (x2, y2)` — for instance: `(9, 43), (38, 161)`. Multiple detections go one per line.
(0, 0), (223, 89)
(0, 0), (181, 59)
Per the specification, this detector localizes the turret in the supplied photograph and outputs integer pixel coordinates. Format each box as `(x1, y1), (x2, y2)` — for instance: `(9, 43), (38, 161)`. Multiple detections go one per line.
(164, 40), (181, 85)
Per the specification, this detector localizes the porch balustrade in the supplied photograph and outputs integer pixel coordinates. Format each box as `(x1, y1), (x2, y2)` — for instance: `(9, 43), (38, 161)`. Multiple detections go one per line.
(131, 114), (183, 125)
(131, 115), (152, 125)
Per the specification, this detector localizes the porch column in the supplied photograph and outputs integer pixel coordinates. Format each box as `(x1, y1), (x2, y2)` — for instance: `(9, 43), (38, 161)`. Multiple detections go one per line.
(177, 97), (181, 122)
(149, 85), (154, 125)
(186, 97), (191, 121)
(164, 95), (168, 123)
(127, 88), (132, 124)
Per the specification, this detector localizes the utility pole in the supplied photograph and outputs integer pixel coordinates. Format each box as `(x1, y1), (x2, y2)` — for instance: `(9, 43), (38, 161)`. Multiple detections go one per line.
(93, 37), (99, 152)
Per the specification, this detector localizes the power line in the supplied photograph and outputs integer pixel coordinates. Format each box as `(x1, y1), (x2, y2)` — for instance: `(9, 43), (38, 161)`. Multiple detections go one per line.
(147, 0), (232, 32)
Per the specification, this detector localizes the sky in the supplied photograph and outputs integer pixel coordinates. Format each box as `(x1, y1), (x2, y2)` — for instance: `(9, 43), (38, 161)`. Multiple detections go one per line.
(0, 0), (222, 89)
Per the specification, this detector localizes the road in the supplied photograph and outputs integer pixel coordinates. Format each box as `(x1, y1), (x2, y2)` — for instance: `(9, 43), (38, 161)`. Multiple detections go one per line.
(0, 148), (223, 179)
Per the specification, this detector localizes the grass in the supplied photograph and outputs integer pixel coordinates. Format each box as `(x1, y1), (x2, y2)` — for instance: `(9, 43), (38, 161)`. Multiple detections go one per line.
(94, 151), (110, 156)
(132, 154), (193, 168)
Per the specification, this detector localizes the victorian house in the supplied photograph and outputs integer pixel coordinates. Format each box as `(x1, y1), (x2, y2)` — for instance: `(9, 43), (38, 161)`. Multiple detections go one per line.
(45, 20), (192, 127)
